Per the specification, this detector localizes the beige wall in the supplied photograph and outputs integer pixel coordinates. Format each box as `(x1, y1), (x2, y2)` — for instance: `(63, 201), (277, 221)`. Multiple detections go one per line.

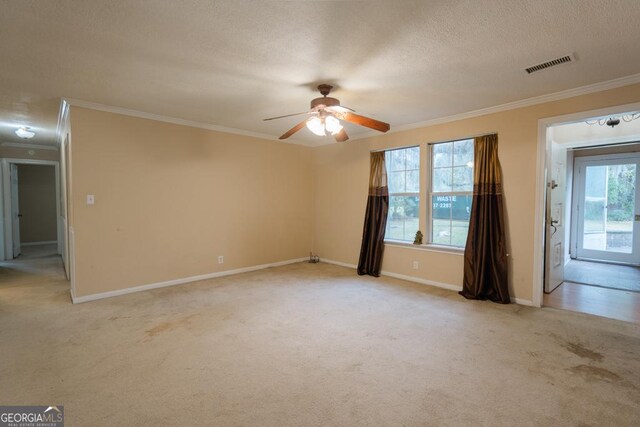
(17, 164), (57, 243)
(69, 107), (314, 297)
(313, 83), (640, 303)
(67, 82), (640, 302)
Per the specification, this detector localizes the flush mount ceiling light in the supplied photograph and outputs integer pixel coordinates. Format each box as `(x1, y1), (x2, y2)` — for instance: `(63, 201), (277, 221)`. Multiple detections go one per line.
(15, 126), (35, 139)
(586, 112), (640, 128)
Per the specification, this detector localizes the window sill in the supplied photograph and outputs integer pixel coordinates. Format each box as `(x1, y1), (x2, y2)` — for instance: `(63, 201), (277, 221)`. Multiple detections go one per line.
(384, 240), (465, 255)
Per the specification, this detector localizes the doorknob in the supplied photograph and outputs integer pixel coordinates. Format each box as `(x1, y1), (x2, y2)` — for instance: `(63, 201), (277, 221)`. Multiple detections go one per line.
(635, 214), (640, 221)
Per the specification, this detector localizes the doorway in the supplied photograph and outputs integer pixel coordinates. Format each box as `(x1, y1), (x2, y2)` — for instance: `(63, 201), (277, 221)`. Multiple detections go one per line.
(1, 159), (61, 261)
(537, 107), (640, 323)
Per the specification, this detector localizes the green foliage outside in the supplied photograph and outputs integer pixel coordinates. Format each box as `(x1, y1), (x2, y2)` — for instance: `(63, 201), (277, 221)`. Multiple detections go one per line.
(389, 196), (419, 220)
(386, 218), (468, 247)
(607, 165), (635, 222)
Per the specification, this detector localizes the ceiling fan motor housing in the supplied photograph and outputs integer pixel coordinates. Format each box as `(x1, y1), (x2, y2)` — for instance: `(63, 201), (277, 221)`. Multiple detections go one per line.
(310, 96), (340, 109)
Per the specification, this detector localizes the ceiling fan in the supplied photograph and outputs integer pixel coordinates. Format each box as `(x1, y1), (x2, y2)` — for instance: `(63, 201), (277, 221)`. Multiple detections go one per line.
(264, 84), (390, 142)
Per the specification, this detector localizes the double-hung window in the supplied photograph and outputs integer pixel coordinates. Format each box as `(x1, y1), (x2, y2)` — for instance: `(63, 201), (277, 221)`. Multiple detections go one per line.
(383, 139), (474, 248)
(430, 139), (474, 247)
(385, 146), (420, 241)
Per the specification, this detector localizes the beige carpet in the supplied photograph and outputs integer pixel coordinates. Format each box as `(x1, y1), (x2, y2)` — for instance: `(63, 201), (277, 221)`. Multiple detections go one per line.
(1, 250), (639, 426)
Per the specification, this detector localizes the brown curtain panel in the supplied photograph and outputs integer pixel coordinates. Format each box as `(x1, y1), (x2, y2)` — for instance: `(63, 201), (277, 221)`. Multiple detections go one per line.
(357, 152), (389, 277)
(459, 134), (510, 303)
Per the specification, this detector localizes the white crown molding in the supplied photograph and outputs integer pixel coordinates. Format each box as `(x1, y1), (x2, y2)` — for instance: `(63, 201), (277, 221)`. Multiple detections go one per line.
(1, 142), (59, 151)
(63, 97), (317, 145)
(62, 73), (640, 147)
(350, 72), (640, 141)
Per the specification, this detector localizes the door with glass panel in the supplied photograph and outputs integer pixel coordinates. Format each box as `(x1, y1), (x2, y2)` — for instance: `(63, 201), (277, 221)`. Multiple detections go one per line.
(574, 154), (640, 264)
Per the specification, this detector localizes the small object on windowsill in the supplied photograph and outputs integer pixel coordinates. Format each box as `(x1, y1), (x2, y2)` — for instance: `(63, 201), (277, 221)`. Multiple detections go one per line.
(308, 252), (320, 263)
(413, 230), (423, 245)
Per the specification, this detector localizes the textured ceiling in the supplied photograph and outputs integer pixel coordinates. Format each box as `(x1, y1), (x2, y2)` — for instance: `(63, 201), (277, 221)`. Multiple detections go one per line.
(2, 0), (640, 146)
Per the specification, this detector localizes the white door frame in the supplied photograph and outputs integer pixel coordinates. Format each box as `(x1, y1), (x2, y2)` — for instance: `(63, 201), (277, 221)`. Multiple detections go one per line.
(9, 164), (21, 257)
(533, 101), (640, 307)
(0, 158), (61, 261)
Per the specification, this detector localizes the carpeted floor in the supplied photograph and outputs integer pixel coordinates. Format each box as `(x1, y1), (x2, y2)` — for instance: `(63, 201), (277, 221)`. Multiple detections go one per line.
(1, 251), (639, 426)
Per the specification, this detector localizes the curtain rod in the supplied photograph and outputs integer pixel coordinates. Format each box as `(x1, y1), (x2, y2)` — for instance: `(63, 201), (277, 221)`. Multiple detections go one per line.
(569, 140), (640, 151)
(370, 132), (498, 153)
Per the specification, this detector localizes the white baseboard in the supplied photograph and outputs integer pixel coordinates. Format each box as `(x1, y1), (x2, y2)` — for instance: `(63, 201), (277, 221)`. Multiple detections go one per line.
(381, 270), (462, 292)
(21, 240), (57, 247)
(71, 257), (307, 304)
(321, 259), (357, 269)
(512, 298), (534, 306)
(322, 258), (461, 292)
(322, 258), (533, 306)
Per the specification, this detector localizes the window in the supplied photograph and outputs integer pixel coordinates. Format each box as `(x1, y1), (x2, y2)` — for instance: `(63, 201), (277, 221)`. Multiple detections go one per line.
(430, 139), (474, 247)
(385, 146), (420, 241)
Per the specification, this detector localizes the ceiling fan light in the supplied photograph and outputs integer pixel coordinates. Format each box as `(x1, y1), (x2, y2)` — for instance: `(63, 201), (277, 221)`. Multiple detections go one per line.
(15, 126), (35, 139)
(306, 116), (325, 136)
(324, 115), (342, 135)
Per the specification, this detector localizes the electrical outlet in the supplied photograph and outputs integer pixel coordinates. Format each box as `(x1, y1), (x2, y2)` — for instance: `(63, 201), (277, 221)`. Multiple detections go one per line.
(412, 260), (419, 270)
(218, 256), (224, 264)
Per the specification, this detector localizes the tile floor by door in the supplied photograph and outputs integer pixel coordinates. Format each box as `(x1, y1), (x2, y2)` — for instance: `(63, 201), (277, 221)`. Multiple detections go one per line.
(564, 259), (640, 292)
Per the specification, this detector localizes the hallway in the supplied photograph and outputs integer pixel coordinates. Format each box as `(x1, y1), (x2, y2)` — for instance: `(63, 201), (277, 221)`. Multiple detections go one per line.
(0, 243), (69, 302)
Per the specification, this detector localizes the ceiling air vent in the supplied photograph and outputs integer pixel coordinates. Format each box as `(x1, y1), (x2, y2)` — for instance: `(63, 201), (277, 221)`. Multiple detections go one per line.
(525, 54), (575, 74)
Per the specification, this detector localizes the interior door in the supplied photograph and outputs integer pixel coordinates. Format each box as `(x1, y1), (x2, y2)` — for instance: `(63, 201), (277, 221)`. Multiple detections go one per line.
(574, 154), (640, 265)
(10, 164), (21, 258)
(544, 142), (566, 292)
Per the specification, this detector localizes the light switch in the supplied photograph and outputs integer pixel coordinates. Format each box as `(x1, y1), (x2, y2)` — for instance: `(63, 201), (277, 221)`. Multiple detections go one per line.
(87, 195), (95, 205)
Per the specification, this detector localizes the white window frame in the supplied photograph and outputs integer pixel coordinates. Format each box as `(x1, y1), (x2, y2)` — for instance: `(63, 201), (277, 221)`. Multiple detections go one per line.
(384, 145), (420, 242)
(427, 139), (474, 248)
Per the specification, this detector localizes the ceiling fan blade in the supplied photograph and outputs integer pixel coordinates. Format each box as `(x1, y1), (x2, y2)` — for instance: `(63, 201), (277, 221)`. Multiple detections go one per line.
(334, 128), (349, 142)
(279, 120), (308, 139)
(342, 112), (390, 133)
(264, 111), (309, 121)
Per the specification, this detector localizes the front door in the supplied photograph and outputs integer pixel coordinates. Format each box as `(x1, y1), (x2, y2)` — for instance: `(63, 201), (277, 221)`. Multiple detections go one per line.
(545, 142), (566, 292)
(574, 154), (640, 265)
